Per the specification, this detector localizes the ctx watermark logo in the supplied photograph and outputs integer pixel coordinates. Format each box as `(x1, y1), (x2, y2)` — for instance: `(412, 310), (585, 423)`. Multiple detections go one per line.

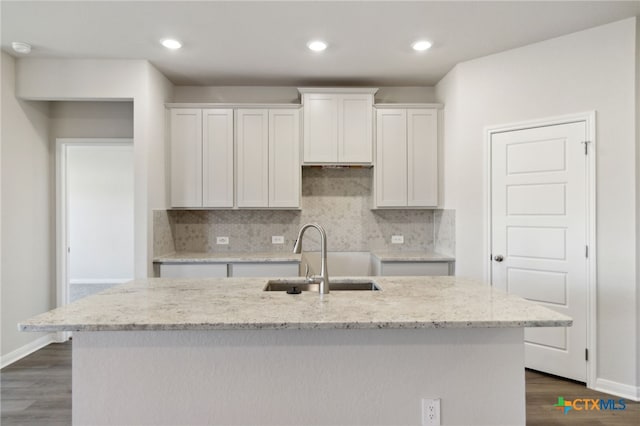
(554, 396), (627, 414)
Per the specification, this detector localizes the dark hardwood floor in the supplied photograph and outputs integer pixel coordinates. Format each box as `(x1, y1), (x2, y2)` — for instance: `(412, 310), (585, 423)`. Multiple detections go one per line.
(1, 342), (71, 426)
(525, 369), (639, 426)
(1, 341), (638, 425)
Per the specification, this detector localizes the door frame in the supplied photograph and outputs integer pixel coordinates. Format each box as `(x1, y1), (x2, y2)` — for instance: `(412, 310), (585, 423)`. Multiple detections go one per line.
(484, 112), (597, 388)
(55, 138), (133, 339)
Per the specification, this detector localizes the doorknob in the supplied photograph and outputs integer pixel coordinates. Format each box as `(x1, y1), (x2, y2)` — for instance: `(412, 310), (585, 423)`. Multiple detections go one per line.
(493, 255), (504, 262)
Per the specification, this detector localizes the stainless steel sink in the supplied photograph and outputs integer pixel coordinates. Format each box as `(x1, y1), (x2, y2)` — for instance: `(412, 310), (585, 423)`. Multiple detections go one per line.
(264, 279), (380, 292)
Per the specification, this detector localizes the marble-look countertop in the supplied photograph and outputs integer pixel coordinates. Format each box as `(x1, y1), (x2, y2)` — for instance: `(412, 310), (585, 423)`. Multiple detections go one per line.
(371, 251), (455, 262)
(153, 251), (301, 263)
(20, 276), (570, 332)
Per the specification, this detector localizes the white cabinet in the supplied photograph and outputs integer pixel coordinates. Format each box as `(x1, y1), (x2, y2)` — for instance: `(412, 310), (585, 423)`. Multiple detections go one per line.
(170, 106), (299, 209)
(203, 109), (234, 207)
(236, 109), (269, 207)
(375, 261), (453, 276)
(269, 109), (301, 208)
(170, 108), (234, 208)
(159, 263), (228, 278)
(374, 107), (438, 208)
(236, 108), (300, 208)
(159, 262), (299, 278)
(171, 109), (203, 207)
(300, 89), (377, 164)
(229, 262), (299, 277)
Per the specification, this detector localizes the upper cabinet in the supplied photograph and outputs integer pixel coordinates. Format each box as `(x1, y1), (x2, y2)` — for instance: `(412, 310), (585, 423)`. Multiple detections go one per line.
(236, 109), (269, 207)
(170, 109), (203, 207)
(299, 88), (377, 164)
(236, 108), (300, 208)
(374, 106), (439, 208)
(169, 105), (300, 209)
(268, 109), (301, 208)
(170, 108), (234, 208)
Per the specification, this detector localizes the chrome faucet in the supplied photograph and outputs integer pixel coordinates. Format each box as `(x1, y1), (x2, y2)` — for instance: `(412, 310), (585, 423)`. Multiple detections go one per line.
(293, 223), (330, 294)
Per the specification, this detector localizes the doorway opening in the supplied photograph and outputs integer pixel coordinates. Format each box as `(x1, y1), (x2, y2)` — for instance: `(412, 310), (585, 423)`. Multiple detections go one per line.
(56, 139), (134, 308)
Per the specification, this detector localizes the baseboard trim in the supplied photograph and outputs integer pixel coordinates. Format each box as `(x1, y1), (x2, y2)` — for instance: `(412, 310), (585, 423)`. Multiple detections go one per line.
(593, 378), (640, 402)
(1, 334), (63, 369)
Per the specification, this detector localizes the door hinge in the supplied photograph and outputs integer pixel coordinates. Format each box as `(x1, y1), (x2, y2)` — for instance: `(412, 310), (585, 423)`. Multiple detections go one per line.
(585, 348), (589, 361)
(585, 245), (589, 258)
(581, 140), (591, 155)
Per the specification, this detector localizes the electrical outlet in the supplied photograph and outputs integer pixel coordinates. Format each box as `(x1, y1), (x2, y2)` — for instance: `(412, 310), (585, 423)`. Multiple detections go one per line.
(422, 398), (441, 426)
(216, 236), (229, 245)
(391, 235), (404, 244)
(272, 236), (284, 244)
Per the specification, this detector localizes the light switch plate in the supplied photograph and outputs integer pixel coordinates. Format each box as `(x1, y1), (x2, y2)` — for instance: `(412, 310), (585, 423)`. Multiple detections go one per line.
(391, 235), (404, 244)
(216, 236), (229, 245)
(272, 236), (284, 244)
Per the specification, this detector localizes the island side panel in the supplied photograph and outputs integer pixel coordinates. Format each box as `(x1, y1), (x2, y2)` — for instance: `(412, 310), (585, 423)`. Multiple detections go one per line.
(73, 328), (525, 425)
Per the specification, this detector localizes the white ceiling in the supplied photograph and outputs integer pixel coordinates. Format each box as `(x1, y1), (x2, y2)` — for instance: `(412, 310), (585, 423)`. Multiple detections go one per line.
(2, 1), (639, 86)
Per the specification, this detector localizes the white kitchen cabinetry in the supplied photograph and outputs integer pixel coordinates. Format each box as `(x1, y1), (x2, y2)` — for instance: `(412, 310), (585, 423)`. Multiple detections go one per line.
(374, 106), (439, 208)
(375, 261), (453, 276)
(159, 262), (299, 278)
(236, 109), (269, 207)
(371, 251), (454, 276)
(170, 108), (234, 208)
(159, 263), (228, 278)
(171, 109), (203, 207)
(229, 262), (299, 277)
(203, 109), (234, 207)
(236, 108), (300, 208)
(300, 88), (377, 164)
(269, 109), (301, 208)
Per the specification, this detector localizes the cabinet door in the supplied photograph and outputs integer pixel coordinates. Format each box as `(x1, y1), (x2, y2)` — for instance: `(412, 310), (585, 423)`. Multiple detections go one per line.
(203, 109), (234, 207)
(303, 93), (338, 163)
(229, 262), (299, 277)
(375, 109), (407, 207)
(159, 263), (228, 278)
(269, 109), (300, 208)
(339, 94), (373, 163)
(407, 109), (438, 207)
(380, 262), (451, 276)
(236, 109), (269, 207)
(170, 109), (202, 207)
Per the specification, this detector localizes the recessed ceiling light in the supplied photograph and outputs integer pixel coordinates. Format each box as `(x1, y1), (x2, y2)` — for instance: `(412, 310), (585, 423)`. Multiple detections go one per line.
(161, 39), (182, 50)
(307, 40), (328, 52)
(12, 42), (31, 54)
(412, 40), (432, 52)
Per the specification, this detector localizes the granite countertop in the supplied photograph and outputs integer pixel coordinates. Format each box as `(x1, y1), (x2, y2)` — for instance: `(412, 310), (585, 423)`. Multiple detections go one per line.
(371, 251), (455, 262)
(153, 252), (302, 263)
(20, 276), (570, 332)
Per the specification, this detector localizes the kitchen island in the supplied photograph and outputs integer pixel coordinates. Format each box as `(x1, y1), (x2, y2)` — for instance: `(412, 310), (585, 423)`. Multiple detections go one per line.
(20, 276), (570, 425)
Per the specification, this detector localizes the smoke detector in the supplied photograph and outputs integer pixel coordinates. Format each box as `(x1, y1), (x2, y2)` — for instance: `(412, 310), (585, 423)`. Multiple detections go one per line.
(12, 42), (32, 54)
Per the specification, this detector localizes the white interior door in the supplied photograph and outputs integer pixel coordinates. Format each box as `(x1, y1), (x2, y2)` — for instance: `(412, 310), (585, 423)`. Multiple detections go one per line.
(491, 121), (588, 382)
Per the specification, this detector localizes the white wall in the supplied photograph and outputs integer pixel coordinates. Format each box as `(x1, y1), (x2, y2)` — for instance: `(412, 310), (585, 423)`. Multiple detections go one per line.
(636, 17), (640, 392)
(1, 52), (53, 358)
(436, 18), (638, 394)
(145, 65), (175, 277)
(173, 85), (436, 103)
(50, 101), (133, 138)
(16, 59), (174, 278)
(67, 144), (134, 283)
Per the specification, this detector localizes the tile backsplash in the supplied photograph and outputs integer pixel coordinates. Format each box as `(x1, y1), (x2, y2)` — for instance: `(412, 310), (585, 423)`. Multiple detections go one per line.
(153, 168), (455, 256)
